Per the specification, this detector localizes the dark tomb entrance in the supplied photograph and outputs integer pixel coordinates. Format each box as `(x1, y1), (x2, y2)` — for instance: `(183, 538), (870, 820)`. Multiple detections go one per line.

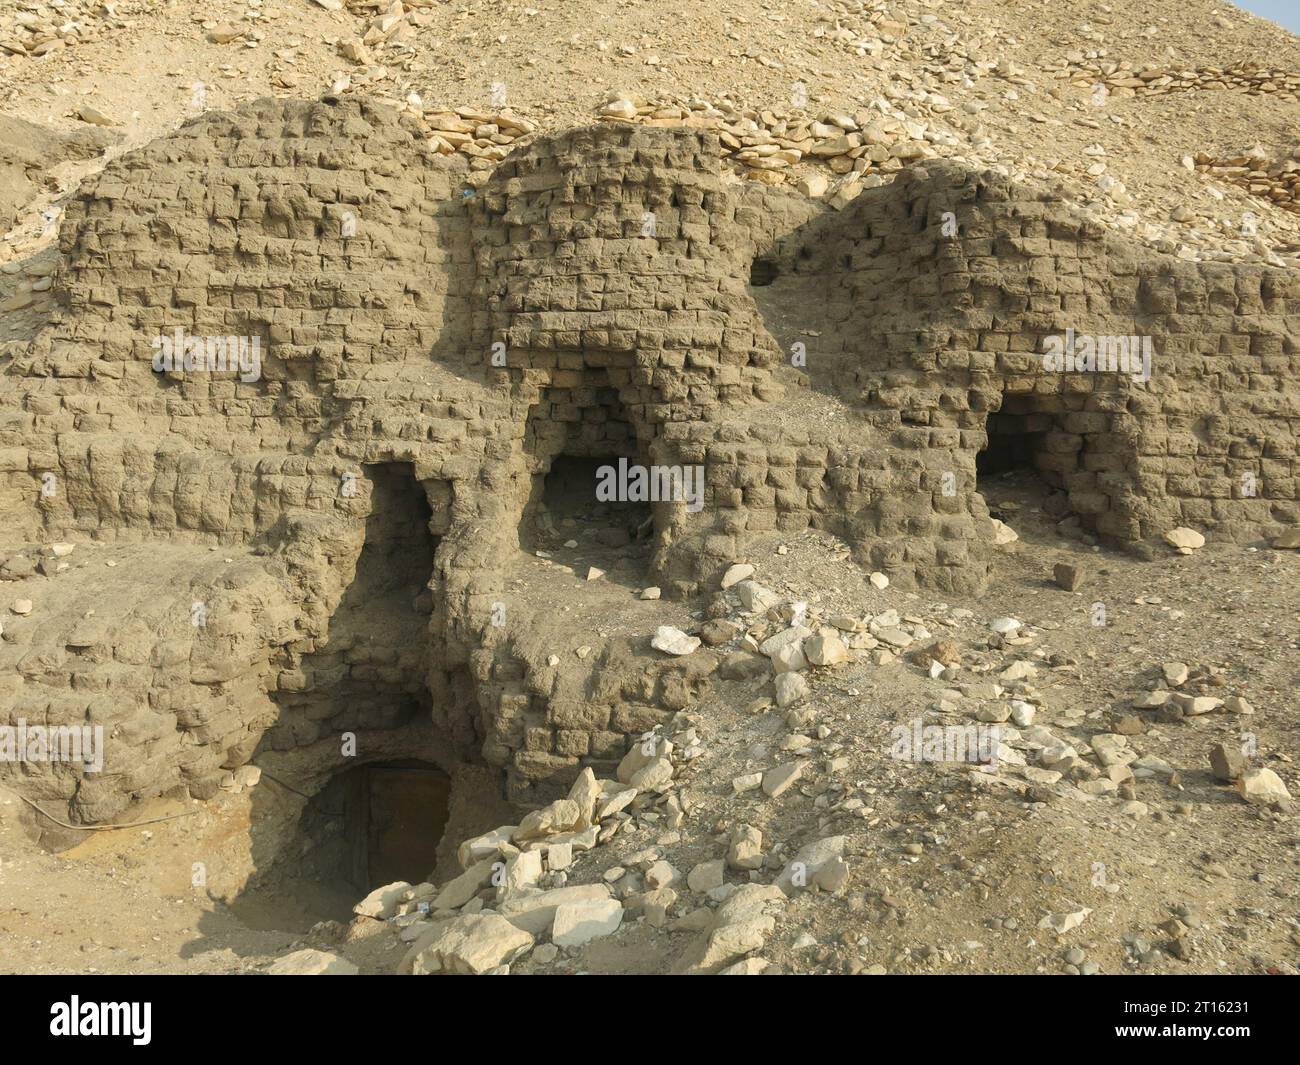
(338, 760), (451, 892)
(977, 407), (1050, 478)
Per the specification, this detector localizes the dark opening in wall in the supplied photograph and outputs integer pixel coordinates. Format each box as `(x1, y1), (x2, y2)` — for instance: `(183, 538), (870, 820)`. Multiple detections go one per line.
(521, 377), (656, 583)
(977, 411), (1048, 477)
(263, 462), (439, 750)
(343, 761), (450, 892)
(351, 462), (436, 609)
(270, 759), (451, 921)
(237, 468), (457, 928)
(534, 454), (653, 550)
(750, 256), (779, 286)
(977, 397), (1090, 533)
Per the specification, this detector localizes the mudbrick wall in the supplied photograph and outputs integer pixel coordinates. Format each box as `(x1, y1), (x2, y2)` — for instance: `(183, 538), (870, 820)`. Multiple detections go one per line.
(0, 97), (1295, 822)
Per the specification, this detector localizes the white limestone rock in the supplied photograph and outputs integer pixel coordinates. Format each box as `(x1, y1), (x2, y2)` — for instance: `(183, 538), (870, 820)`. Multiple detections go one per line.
(652, 625), (700, 656)
(268, 949), (359, 975)
(411, 914), (534, 974)
(498, 884), (613, 935)
(773, 671), (809, 708)
(721, 563), (755, 588)
(552, 898), (624, 947)
(1239, 767), (1291, 805)
(734, 580), (780, 613)
(354, 880), (411, 920)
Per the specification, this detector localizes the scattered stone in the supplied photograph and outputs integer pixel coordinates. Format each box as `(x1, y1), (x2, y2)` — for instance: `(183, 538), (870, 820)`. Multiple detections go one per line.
(1090, 734), (1135, 767)
(497, 885), (612, 935)
(804, 634), (850, 667)
(721, 563), (754, 588)
(459, 826), (516, 868)
(1238, 767), (1291, 805)
(1052, 562), (1086, 591)
(205, 25), (245, 45)
(991, 519), (1018, 545)
(412, 914), (534, 974)
(514, 798), (584, 842)
(76, 105), (116, 127)
(600, 99), (638, 120)
(434, 860), (495, 910)
(999, 660), (1036, 682)
(567, 768), (601, 822)
(718, 957), (771, 974)
(616, 735), (673, 786)
(760, 623), (811, 658)
(596, 785), (637, 819)
(770, 642), (808, 674)
(552, 898), (624, 947)
(796, 173), (829, 198)
(874, 626), (913, 649)
(1111, 713), (1144, 735)
(913, 640), (961, 669)
(354, 881), (411, 920)
(1037, 908), (1092, 935)
(773, 671), (809, 708)
(762, 761), (805, 798)
(644, 860), (680, 890)
(687, 859), (725, 893)
(268, 949), (359, 975)
(734, 580), (780, 613)
(700, 619), (741, 646)
(1175, 694), (1222, 716)
(1164, 527), (1205, 553)
(776, 836), (848, 895)
(651, 625), (699, 656)
(1010, 700), (1036, 727)
(728, 825), (764, 870)
(1209, 743), (1248, 783)
(497, 850), (543, 899)
(679, 883), (785, 974)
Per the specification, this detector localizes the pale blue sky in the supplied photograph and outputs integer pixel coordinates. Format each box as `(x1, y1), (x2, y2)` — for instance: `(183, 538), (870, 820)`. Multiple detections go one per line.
(1238, 1), (1300, 32)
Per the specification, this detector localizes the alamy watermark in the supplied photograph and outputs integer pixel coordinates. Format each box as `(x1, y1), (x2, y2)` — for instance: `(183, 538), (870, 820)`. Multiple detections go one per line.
(50, 997), (150, 1045)
(0, 719), (103, 772)
(889, 717), (1001, 768)
(595, 458), (705, 513)
(1042, 328), (1151, 383)
(151, 328), (262, 383)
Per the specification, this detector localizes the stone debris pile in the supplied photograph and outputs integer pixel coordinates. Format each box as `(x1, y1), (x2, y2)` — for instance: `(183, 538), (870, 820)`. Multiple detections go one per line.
(0, 0), (125, 59)
(329, 719), (727, 973)
(1053, 56), (1300, 102)
(1194, 146), (1300, 217)
(398, 102), (537, 170)
(596, 91), (947, 194)
(308, 565), (879, 976)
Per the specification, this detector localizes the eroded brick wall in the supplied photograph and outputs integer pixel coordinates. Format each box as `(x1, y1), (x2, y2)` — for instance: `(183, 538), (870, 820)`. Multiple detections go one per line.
(1, 104), (1297, 820)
